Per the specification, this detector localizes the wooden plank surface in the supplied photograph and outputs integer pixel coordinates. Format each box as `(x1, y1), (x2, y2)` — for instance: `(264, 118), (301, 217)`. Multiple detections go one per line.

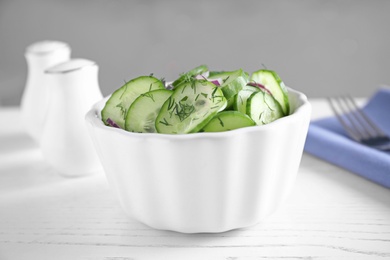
(1, 101), (390, 259)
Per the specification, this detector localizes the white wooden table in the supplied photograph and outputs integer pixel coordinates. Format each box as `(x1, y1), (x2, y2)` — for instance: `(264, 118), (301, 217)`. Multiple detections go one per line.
(1, 100), (390, 260)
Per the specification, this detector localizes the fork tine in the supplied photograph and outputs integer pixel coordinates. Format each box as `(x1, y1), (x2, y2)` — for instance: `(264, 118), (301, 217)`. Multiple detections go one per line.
(328, 95), (387, 142)
(345, 96), (387, 138)
(340, 95), (374, 139)
(328, 95), (390, 150)
(327, 97), (362, 141)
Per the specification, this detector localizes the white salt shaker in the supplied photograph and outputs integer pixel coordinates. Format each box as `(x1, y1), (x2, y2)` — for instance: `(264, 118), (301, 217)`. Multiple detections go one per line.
(40, 59), (103, 177)
(20, 40), (71, 143)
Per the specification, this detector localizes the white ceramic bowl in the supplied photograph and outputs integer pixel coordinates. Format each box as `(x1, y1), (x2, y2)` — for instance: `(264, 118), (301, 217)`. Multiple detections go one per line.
(85, 87), (311, 233)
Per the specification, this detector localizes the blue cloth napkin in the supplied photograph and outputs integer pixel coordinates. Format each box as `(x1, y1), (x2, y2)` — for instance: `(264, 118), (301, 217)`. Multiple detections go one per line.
(304, 87), (390, 188)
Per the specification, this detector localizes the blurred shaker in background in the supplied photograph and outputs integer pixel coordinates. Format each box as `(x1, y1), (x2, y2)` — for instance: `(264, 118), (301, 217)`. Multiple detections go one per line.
(40, 59), (103, 177)
(20, 40), (71, 143)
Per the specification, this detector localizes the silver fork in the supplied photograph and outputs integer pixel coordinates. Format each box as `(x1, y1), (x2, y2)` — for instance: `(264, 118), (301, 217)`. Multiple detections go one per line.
(327, 95), (390, 151)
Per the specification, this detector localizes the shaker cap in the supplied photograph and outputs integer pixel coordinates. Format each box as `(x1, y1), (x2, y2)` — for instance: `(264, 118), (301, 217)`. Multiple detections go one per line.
(26, 40), (70, 55)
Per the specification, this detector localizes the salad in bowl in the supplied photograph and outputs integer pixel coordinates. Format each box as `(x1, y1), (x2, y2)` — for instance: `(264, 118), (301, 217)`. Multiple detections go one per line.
(85, 65), (311, 233)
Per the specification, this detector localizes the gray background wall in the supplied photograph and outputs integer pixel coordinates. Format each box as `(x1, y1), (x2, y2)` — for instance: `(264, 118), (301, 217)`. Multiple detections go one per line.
(1, 0), (390, 106)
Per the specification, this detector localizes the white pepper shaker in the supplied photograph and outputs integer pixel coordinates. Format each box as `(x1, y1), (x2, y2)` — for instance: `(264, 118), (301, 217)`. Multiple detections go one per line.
(20, 40), (71, 143)
(40, 59), (103, 177)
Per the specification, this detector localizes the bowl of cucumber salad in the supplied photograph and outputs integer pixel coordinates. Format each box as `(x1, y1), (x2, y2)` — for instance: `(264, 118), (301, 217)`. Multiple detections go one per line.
(85, 65), (311, 233)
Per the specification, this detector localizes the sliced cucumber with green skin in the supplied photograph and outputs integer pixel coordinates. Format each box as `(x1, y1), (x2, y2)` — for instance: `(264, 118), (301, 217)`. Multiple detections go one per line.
(156, 80), (227, 134)
(208, 71), (224, 77)
(250, 69), (290, 115)
(202, 111), (256, 132)
(101, 76), (165, 129)
(207, 69), (249, 101)
(246, 89), (284, 125)
(171, 64), (209, 88)
(125, 89), (172, 133)
(233, 85), (260, 114)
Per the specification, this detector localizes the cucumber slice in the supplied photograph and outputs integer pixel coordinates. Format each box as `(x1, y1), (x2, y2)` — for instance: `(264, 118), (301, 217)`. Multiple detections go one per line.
(250, 69), (290, 115)
(101, 76), (164, 129)
(202, 111), (256, 132)
(171, 64), (209, 88)
(125, 89), (172, 133)
(156, 80), (227, 134)
(208, 71), (224, 77)
(233, 85), (260, 114)
(246, 89), (284, 125)
(207, 69), (249, 101)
